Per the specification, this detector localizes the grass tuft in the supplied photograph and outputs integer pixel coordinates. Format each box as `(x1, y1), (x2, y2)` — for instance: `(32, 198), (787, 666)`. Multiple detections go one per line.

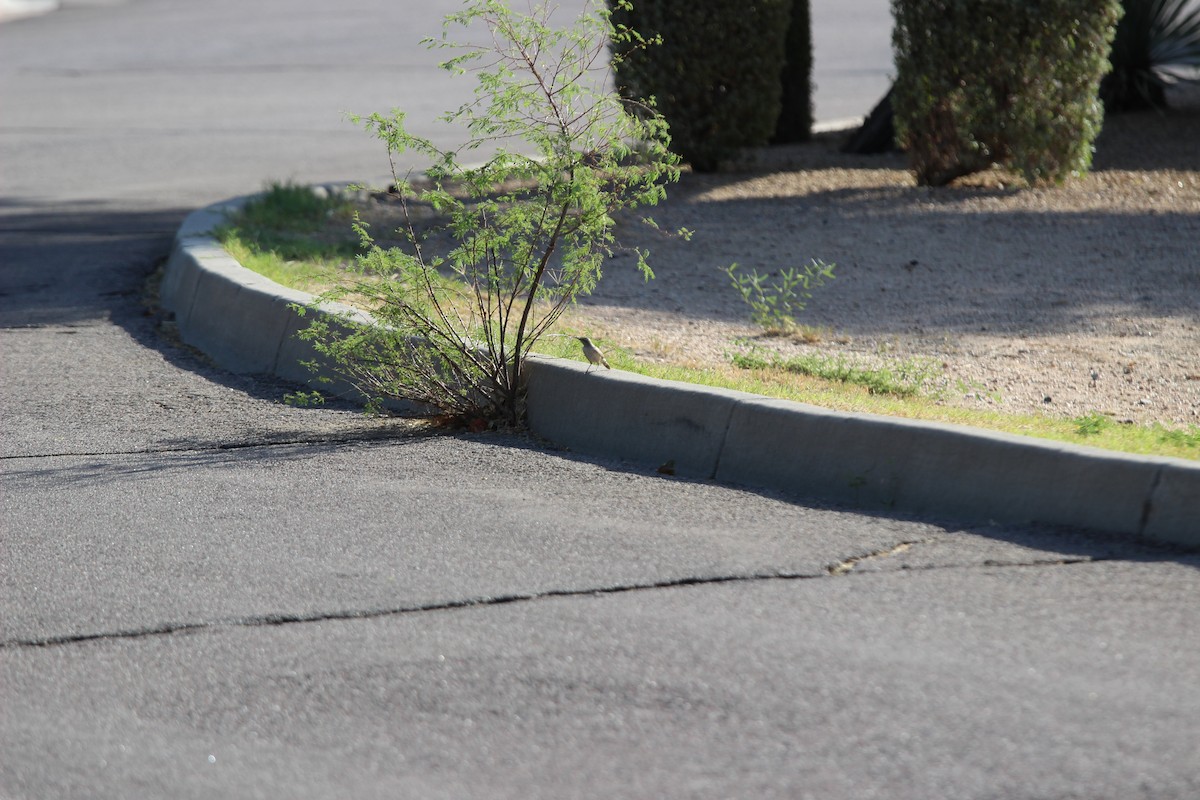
(731, 350), (941, 398)
(214, 182), (362, 292)
(236, 181), (353, 232)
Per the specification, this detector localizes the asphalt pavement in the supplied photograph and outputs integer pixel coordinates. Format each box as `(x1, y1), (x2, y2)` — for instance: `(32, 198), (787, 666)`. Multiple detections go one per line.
(2, 2), (1198, 798)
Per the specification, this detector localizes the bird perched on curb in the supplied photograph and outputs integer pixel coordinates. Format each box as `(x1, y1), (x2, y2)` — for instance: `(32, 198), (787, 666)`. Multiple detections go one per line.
(576, 337), (610, 373)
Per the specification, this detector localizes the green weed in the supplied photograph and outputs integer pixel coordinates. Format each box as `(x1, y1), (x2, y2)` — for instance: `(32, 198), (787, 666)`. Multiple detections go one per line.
(214, 182), (363, 291)
(1073, 411), (1113, 437)
(725, 259), (835, 332)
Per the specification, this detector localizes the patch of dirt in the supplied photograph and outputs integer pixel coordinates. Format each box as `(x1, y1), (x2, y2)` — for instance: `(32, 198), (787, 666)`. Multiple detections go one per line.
(562, 92), (1200, 430)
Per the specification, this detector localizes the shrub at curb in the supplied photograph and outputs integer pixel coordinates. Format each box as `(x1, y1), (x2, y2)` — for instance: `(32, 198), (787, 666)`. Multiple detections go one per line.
(293, 0), (680, 426)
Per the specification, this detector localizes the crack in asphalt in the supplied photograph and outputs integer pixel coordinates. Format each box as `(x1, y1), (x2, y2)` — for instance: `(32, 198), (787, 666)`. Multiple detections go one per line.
(0, 571), (830, 650)
(826, 538), (934, 576)
(0, 546), (1114, 651)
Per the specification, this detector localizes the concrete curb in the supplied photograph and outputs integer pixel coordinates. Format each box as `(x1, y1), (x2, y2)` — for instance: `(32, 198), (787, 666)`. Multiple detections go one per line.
(160, 193), (374, 396)
(161, 197), (1200, 549)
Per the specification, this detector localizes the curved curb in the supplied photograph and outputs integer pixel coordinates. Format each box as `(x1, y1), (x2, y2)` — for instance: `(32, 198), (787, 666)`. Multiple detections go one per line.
(160, 193), (376, 397)
(161, 196), (1200, 549)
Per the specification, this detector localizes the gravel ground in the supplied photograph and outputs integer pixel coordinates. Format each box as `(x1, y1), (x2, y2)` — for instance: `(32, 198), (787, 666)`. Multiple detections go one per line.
(563, 88), (1200, 429)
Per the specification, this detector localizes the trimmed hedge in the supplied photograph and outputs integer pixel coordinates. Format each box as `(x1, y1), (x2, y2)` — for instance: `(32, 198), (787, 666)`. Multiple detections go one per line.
(892, 0), (1122, 186)
(610, 0), (794, 171)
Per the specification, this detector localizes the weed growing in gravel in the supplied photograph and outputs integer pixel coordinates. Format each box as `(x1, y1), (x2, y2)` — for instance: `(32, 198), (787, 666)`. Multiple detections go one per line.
(725, 259), (835, 333)
(955, 377), (1003, 404)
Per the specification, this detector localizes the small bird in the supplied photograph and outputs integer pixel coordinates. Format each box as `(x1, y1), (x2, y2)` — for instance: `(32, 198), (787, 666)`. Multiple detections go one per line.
(577, 336), (610, 373)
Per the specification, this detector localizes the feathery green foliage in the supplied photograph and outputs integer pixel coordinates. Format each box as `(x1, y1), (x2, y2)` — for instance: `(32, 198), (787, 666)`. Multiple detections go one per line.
(725, 259), (835, 333)
(296, 0), (681, 425)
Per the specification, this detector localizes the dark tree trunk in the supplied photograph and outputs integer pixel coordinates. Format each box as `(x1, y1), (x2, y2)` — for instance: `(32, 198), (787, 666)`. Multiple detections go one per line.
(772, 0), (813, 144)
(841, 87), (897, 154)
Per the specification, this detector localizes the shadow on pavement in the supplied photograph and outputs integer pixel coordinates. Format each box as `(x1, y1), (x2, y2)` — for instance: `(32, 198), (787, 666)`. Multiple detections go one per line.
(0, 200), (403, 456)
(0, 201), (187, 329)
(0, 427), (438, 488)
(0, 200), (342, 403)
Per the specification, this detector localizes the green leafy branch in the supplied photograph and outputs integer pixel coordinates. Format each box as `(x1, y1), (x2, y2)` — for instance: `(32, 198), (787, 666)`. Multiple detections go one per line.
(297, 0), (681, 425)
(725, 258), (836, 333)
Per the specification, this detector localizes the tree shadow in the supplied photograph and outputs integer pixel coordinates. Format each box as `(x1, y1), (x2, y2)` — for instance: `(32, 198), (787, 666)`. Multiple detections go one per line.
(1, 428), (439, 491)
(0, 199), (413, 462)
(1091, 102), (1200, 172)
(585, 167), (1199, 341)
(0, 199), (341, 405)
(0, 200), (187, 329)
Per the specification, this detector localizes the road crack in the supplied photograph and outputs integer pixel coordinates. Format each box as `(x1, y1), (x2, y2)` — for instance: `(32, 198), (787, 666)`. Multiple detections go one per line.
(2, 570), (832, 650)
(826, 538), (935, 576)
(2, 549), (1131, 651)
